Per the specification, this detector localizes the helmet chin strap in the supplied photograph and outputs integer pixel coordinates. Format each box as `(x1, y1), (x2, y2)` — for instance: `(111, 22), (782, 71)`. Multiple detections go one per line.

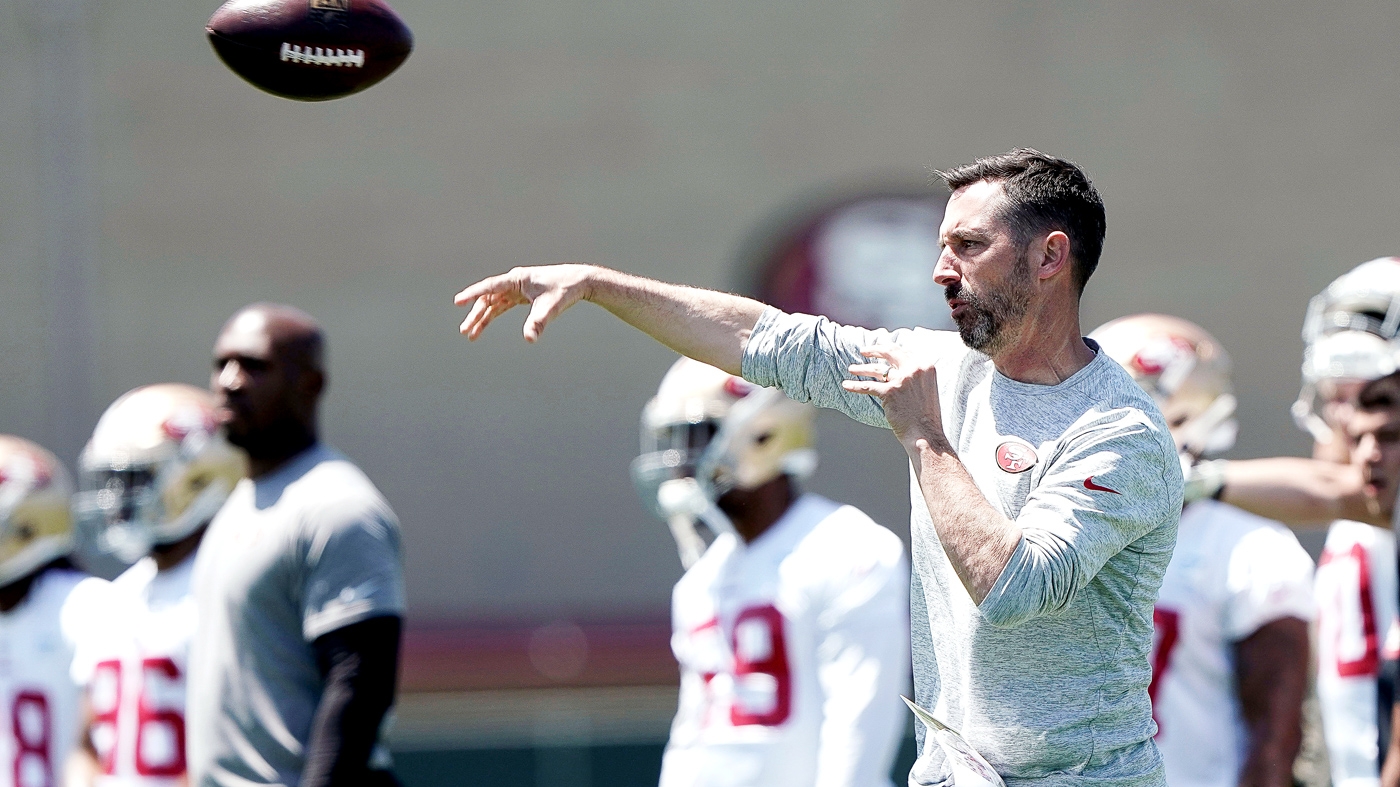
(665, 513), (707, 570)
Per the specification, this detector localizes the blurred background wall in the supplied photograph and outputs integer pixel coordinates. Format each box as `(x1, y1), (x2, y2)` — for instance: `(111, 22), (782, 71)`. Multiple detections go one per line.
(2, 0), (1398, 781)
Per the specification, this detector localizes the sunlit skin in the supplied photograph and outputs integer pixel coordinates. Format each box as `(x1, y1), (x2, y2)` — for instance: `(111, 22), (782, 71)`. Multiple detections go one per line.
(1349, 408), (1400, 521)
(211, 305), (325, 479)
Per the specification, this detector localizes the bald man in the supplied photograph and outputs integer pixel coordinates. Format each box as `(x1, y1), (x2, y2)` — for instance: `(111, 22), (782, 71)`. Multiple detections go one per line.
(186, 304), (406, 787)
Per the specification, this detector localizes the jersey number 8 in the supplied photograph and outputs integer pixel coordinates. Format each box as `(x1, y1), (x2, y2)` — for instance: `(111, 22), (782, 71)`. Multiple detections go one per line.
(12, 691), (51, 787)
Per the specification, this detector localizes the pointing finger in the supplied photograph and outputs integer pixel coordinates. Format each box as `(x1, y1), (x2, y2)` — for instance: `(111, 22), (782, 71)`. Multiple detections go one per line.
(454, 273), (515, 307)
(464, 295), (518, 340)
(459, 292), (496, 336)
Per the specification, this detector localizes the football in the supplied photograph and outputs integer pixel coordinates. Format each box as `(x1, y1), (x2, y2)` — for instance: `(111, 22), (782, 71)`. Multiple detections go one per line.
(206, 0), (413, 101)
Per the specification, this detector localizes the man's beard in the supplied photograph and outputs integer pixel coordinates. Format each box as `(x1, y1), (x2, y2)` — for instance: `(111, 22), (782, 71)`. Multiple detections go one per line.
(224, 411), (314, 460)
(945, 250), (1033, 353)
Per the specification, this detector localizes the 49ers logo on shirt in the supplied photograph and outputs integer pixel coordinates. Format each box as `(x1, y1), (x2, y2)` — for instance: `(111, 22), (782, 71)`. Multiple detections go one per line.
(995, 441), (1037, 474)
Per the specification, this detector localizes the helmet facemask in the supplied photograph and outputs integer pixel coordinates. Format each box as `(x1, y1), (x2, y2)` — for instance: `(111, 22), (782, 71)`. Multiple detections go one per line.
(631, 359), (816, 568)
(74, 385), (246, 565)
(1294, 257), (1400, 444)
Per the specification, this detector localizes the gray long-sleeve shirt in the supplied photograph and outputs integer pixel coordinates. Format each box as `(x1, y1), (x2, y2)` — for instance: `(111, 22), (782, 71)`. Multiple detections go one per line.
(741, 308), (1182, 787)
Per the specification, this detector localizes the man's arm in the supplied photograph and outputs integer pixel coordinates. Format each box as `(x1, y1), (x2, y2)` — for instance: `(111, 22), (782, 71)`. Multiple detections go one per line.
(300, 615), (402, 787)
(904, 441), (1023, 603)
(1234, 618), (1309, 787)
(843, 344), (1021, 602)
(455, 264), (765, 374)
(846, 347), (1180, 616)
(1213, 458), (1382, 528)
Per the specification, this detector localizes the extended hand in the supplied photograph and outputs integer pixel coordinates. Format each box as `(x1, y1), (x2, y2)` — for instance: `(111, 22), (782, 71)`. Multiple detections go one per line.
(843, 345), (947, 449)
(454, 264), (597, 342)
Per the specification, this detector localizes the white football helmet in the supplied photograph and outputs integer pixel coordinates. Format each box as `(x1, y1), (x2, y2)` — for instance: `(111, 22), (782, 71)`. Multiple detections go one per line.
(74, 384), (246, 563)
(1294, 257), (1400, 442)
(630, 358), (817, 568)
(1089, 314), (1237, 459)
(0, 435), (74, 588)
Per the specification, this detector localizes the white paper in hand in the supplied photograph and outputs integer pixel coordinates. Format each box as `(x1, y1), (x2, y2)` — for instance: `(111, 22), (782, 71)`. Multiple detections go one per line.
(902, 696), (1006, 787)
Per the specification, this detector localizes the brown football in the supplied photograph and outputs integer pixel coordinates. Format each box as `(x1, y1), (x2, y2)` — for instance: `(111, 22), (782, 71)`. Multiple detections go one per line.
(206, 0), (413, 101)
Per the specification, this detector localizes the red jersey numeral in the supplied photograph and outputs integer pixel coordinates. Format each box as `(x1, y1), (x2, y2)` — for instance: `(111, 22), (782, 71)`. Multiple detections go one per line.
(1318, 543), (1380, 677)
(686, 604), (794, 729)
(12, 690), (52, 787)
(83, 658), (187, 777)
(1148, 607), (1180, 738)
(729, 605), (792, 727)
(90, 661), (123, 773)
(135, 658), (186, 776)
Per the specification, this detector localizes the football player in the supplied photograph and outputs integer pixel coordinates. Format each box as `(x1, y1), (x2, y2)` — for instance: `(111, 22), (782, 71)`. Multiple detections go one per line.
(1091, 314), (1315, 787)
(0, 434), (110, 787)
(1342, 393), (1400, 787)
(631, 357), (909, 787)
(1185, 257), (1400, 528)
(1178, 258), (1400, 786)
(66, 384), (246, 786)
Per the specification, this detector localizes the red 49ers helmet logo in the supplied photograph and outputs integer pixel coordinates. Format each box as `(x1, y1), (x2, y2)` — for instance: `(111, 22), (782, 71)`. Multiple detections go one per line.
(996, 441), (1037, 474)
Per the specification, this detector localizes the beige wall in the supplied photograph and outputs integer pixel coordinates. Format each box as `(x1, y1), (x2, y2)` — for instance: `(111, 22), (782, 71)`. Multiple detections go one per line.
(2, 0), (1397, 617)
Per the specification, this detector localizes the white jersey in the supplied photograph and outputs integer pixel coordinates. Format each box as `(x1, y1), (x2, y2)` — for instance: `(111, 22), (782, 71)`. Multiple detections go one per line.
(1314, 520), (1399, 787)
(1149, 500), (1315, 787)
(660, 494), (909, 787)
(0, 568), (109, 787)
(72, 555), (198, 787)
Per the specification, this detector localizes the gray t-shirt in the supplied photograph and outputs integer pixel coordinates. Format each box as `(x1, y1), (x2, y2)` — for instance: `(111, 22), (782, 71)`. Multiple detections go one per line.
(187, 443), (406, 787)
(742, 308), (1182, 787)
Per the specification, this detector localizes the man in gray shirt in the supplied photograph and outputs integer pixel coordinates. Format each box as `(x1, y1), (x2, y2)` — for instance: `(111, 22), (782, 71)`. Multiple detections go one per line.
(453, 148), (1182, 787)
(188, 303), (406, 787)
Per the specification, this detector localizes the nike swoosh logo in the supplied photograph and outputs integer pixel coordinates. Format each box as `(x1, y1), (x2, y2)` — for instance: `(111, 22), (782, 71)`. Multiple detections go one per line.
(1083, 476), (1120, 494)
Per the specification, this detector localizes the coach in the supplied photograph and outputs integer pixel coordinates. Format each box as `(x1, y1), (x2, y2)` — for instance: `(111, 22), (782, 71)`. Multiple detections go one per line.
(455, 149), (1182, 787)
(187, 304), (406, 787)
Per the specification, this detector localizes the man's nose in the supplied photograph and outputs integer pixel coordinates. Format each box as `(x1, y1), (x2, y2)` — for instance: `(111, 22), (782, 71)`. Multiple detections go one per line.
(1357, 434), (1381, 464)
(933, 251), (959, 287)
(216, 361), (244, 391)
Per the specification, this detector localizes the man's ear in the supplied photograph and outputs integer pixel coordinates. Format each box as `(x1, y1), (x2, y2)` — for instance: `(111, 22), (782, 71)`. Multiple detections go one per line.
(1039, 231), (1072, 282)
(301, 368), (326, 400)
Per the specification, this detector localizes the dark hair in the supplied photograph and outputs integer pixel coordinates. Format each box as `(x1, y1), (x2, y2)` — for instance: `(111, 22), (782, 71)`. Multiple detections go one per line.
(936, 148), (1106, 294)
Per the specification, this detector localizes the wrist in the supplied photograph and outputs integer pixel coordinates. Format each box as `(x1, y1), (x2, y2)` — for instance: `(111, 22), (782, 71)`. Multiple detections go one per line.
(901, 423), (951, 456)
(577, 264), (606, 303)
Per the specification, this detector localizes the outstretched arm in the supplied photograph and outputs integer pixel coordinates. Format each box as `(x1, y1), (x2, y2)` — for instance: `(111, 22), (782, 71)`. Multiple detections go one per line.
(1211, 458), (1382, 528)
(454, 264), (765, 375)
